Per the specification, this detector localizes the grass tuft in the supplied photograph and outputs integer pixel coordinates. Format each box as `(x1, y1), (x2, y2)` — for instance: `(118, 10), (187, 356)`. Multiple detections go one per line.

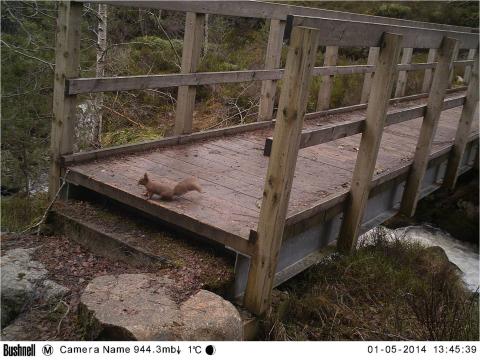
(1, 193), (49, 233)
(259, 228), (479, 341)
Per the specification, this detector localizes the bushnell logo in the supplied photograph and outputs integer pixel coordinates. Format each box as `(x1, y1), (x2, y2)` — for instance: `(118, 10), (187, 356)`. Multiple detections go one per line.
(3, 344), (35, 357)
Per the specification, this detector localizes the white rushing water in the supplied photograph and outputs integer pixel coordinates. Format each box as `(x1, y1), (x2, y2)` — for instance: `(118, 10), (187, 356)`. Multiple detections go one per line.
(390, 225), (479, 291)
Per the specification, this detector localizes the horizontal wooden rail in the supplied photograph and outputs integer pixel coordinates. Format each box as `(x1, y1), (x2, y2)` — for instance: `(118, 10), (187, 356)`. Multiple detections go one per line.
(283, 134), (479, 229)
(264, 95), (466, 155)
(101, 1), (476, 33)
(67, 60), (474, 95)
(67, 70), (281, 94)
(304, 86), (467, 120)
(62, 119), (275, 165)
(63, 88), (467, 165)
(293, 16), (478, 49)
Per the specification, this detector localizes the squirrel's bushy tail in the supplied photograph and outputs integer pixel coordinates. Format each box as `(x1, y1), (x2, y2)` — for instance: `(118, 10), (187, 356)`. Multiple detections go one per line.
(173, 177), (202, 196)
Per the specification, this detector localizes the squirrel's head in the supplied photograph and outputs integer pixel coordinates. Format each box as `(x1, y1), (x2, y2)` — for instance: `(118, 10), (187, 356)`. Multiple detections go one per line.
(138, 172), (149, 185)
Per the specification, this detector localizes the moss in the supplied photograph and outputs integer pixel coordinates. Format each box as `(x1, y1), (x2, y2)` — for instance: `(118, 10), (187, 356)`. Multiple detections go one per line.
(101, 126), (167, 147)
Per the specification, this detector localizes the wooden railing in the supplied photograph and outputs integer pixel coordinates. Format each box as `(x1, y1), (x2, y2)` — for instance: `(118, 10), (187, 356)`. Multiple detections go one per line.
(50, 1), (478, 198)
(244, 16), (478, 314)
(50, 1), (479, 315)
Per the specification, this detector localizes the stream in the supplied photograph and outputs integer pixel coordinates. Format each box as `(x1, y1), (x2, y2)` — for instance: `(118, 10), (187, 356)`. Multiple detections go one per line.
(388, 225), (479, 291)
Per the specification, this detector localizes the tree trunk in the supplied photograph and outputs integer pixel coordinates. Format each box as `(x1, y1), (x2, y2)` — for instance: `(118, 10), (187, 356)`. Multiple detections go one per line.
(203, 14), (209, 57)
(94, 3), (107, 147)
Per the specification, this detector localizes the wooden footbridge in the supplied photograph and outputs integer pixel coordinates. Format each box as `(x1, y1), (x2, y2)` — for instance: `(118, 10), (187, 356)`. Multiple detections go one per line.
(50, 1), (479, 315)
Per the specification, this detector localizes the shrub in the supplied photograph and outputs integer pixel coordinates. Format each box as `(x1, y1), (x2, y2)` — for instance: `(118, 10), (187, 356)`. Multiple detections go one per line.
(375, 4), (412, 19)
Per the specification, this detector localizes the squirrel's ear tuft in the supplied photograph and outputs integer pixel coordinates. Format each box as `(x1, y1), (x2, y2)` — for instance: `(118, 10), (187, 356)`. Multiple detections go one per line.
(144, 172), (148, 179)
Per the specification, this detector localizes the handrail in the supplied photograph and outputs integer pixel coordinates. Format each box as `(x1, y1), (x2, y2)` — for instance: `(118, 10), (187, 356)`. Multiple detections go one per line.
(293, 16), (479, 49)
(101, 1), (477, 33)
(66, 60), (475, 95)
(263, 95), (466, 155)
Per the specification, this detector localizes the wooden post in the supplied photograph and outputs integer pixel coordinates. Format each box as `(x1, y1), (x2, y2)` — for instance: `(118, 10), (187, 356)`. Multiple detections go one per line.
(447, 42), (459, 88)
(316, 46), (339, 111)
(243, 26), (320, 315)
(49, 1), (82, 200)
(337, 33), (402, 253)
(174, 12), (205, 135)
(444, 53), (479, 189)
(464, 48), (476, 84)
(400, 37), (458, 216)
(421, 48), (437, 93)
(394, 47), (413, 98)
(257, 19), (286, 122)
(360, 47), (380, 103)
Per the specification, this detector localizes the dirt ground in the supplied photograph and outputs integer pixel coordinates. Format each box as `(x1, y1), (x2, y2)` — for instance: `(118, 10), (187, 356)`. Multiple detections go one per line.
(1, 224), (235, 340)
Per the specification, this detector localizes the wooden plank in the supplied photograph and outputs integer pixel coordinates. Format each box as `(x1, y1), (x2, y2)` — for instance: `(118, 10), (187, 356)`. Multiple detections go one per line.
(422, 48), (437, 93)
(444, 53), (479, 189)
(103, 0), (288, 20)
(284, 136), (478, 231)
(264, 95), (465, 154)
(100, 155), (262, 217)
(49, 1), (82, 199)
(400, 37), (459, 216)
(210, 137), (353, 200)
(316, 46), (339, 111)
(448, 42), (460, 88)
(102, 1), (477, 33)
(199, 138), (332, 197)
(65, 169), (255, 256)
(395, 47), (413, 98)
(337, 33), (403, 253)
(174, 12), (205, 135)
(361, 47), (380, 103)
(66, 60), (473, 95)
(67, 69), (283, 94)
(243, 26), (320, 315)
(293, 16), (478, 49)
(63, 118), (275, 165)
(313, 64), (372, 76)
(258, 19), (286, 122)
(64, 87), (467, 166)
(464, 48), (476, 84)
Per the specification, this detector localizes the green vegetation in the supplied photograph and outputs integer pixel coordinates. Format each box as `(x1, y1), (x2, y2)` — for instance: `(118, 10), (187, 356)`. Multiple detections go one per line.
(1, 1), (477, 197)
(283, 1), (479, 28)
(1, 193), (49, 233)
(260, 228), (479, 340)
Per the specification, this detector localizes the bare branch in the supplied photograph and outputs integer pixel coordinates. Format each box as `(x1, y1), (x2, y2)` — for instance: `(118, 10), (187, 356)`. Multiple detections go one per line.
(1, 40), (54, 71)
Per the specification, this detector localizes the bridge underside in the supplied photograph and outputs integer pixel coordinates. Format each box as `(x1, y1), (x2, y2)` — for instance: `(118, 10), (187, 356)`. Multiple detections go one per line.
(64, 91), (479, 298)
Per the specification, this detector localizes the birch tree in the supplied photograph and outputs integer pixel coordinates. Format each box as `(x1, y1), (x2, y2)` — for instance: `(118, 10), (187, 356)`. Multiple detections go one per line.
(93, 3), (107, 146)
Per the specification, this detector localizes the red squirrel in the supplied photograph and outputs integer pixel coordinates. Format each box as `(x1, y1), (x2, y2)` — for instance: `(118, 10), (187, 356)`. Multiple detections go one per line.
(138, 172), (202, 200)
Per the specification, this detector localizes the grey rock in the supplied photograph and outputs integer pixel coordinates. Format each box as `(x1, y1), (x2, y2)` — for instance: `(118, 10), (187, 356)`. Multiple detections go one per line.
(1, 315), (32, 341)
(40, 280), (70, 303)
(180, 290), (243, 340)
(1, 248), (47, 327)
(1, 248), (70, 328)
(457, 199), (478, 221)
(80, 273), (243, 341)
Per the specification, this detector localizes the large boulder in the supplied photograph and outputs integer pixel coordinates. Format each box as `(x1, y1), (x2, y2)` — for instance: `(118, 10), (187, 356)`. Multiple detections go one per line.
(1, 248), (70, 328)
(79, 274), (243, 340)
(1, 248), (47, 327)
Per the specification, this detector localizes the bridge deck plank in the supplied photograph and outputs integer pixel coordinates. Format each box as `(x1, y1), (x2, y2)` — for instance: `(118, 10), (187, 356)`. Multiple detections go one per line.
(67, 92), (478, 251)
